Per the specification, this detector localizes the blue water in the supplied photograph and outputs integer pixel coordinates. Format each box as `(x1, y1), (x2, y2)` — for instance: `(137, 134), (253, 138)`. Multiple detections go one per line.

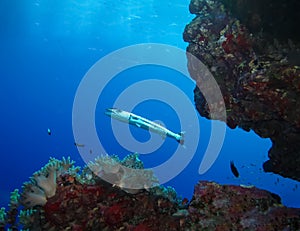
(0, 0), (299, 209)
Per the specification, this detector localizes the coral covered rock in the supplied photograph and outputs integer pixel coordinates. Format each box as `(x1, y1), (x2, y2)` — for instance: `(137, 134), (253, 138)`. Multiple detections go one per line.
(41, 179), (182, 230)
(188, 181), (300, 230)
(183, 0), (300, 181)
(20, 156), (79, 209)
(2, 157), (300, 230)
(87, 153), (159, 193)
(218, 0), (300, 42)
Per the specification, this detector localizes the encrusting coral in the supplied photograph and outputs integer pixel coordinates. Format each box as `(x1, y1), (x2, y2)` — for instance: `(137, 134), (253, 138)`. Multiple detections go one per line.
(183, 0), (300, 181)
(1, 154), (300, 230)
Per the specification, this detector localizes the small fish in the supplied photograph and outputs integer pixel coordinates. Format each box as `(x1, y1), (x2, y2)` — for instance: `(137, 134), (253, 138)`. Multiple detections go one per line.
(181, 198), (189, 206)
(74, 142), (85, 147)
(230, 161), (239, 178)
(240, 184), (254, 188)
(47, 128), (51, 135)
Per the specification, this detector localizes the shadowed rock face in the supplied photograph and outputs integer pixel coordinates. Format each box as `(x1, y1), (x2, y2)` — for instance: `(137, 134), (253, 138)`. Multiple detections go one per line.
(219, 0), (300, 42)
(183, 0), (300, 181)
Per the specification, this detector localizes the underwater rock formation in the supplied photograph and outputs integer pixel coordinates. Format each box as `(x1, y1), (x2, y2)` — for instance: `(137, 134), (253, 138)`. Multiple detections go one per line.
(183, 0), (300, 181)
(218, 0), (300, 43)
(1, 156), (300, 230)
(189, 181), (300, 230)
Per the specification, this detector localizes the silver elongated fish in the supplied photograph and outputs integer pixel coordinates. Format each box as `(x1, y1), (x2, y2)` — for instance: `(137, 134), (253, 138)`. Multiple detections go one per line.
(105, 108), (185, 145)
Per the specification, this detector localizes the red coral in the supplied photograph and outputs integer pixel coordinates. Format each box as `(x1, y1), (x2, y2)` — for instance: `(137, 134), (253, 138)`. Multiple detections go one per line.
(222, 34), (235, 53)
(104, 203), (127, 225)
(133, 223), (151, 231)
(188, 181), (300, 230)
(236, 33), (250, 49)
(44, 200), (61, 213)
(222, 33), (251, 54)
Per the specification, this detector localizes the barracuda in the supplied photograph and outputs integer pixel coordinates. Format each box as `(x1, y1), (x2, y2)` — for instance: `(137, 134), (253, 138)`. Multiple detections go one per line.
(105, 108), (185, 145)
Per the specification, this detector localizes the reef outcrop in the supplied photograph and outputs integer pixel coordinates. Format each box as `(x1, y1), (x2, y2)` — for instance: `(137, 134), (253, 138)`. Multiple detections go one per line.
(189, 181), (300, 230)
(1, 156), (300, 230)
(183, 0), (300, 181)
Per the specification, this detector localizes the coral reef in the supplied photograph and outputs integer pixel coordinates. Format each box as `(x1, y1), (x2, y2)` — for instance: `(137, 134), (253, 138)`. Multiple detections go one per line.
(87, 153), (159, 194)
(188, 181), (300, 230)
(21, 156), (79, 208)
(183, 0), (300, 181)
(3, 189), (20, 230)
(2, 156), (300, 230)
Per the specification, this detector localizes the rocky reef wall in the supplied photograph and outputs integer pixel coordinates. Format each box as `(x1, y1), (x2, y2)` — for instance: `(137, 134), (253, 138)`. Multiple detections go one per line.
(183, 0), (300, 181)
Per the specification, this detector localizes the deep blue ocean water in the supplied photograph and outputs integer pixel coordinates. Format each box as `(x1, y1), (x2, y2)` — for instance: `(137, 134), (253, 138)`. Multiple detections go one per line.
(0, 0), (299, 209)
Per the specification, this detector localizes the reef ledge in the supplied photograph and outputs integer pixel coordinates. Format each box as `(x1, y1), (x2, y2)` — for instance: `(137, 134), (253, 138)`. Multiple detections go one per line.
(183, 0), (300, 181)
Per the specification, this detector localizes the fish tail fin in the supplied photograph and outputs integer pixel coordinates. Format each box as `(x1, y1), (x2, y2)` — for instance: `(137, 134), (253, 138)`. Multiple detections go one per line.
(177, 131), (185, 145)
